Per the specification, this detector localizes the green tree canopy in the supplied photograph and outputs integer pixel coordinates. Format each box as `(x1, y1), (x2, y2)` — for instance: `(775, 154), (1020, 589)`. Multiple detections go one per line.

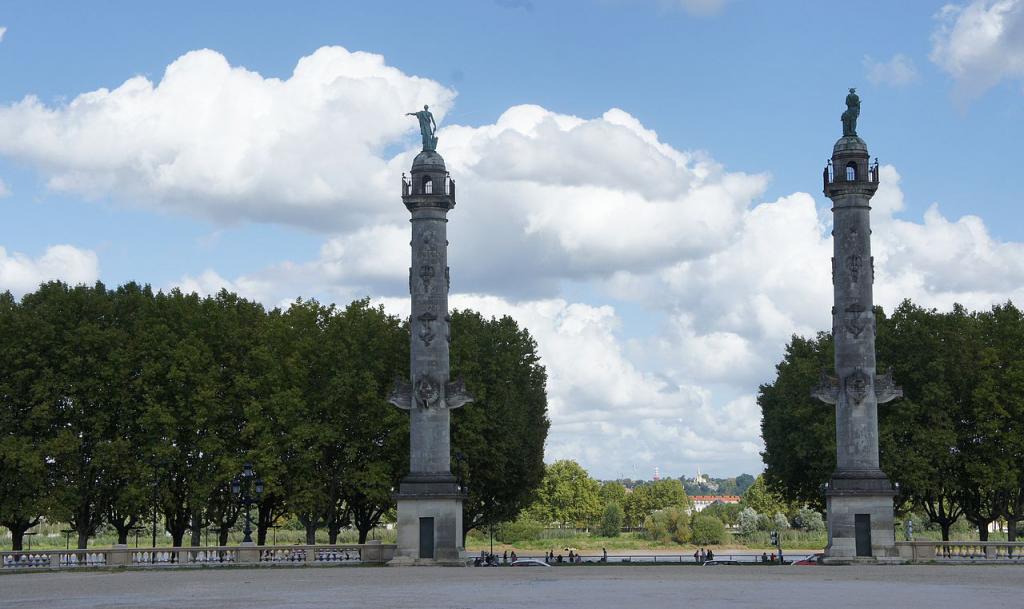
(624, 479), (691, 528)
(526, 460), (602, 527)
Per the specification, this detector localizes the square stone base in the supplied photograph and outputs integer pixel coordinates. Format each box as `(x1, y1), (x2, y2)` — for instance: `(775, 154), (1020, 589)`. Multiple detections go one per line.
(825, 470), (900, 561)
(389, 475), (466, 567)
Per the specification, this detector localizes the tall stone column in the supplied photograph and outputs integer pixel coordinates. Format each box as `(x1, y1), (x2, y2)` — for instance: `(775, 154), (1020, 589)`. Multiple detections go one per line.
(387, 144), (473, 566)
(813, 90), (902, 562)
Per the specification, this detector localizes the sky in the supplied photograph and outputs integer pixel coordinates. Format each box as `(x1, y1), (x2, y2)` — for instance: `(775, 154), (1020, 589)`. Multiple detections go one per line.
(2, 0), (1024, 480)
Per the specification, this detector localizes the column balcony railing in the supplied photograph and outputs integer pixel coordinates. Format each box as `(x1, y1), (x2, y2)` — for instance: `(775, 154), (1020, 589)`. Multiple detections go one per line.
(402, 173), (455, 197)
(823, 159), (880, 190)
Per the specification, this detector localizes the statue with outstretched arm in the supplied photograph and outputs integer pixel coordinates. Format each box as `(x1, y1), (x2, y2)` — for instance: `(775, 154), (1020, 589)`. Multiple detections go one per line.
(407, 104), (438, 151)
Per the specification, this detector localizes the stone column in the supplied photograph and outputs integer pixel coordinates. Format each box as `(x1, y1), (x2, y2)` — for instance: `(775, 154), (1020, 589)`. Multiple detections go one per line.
(814, 108), (903, 562)
(388, 148), (472, 566)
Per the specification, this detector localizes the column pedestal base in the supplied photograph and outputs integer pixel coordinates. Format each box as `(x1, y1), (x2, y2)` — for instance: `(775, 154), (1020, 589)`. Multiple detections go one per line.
(388, 474), (467, 567)
(825, 469), (900, 561)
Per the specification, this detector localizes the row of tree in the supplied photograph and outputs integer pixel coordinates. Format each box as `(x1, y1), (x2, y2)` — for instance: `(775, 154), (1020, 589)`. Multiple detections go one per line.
(0, 282), (550, 550)
(520, 460), (697, 530)
(760, 300), (1024, 540)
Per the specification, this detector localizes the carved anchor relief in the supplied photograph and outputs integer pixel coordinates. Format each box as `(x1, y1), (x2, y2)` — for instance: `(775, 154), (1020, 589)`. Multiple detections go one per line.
(419, 265), (435, 292)
(844, 303), (869, 338)
(417, 312), (437, 346)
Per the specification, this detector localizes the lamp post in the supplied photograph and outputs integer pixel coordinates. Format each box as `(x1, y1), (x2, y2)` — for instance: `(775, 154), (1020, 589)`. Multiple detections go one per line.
(231, 462), (264, 545)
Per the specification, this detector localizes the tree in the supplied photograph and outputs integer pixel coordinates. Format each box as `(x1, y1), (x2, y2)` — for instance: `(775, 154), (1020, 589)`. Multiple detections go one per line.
(793, 507), (825, 532)
(599, 481), (628, 507)
(735, 474), (756, 494)
(643, 507), (689, 544)
(701, 502), (741, 527)
(624, 479), (690, 528)
(599, 502), (624, 537)
(690, 514), (727, 545)
(0, 291), (51, 551)
(25, 282), (133, 549)
(449, 311), (549, 535)
(737, 507), (759, 537)
(331, 300), (409, 544)
(526, 460), (602, 527)
(772, 512), (790, 531)
(759, 333), (836, 511)
(740, 476), (788, 518)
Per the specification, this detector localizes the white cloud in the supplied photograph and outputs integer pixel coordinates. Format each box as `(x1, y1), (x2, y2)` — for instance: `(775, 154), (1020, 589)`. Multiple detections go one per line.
(864, 54), (920, 87)
(931, 0), (1024, 101)
(0, 47), (454, 230)
(0, 178), (10, 198)
(0, 245), (100, 297)
(0, 27), (6, 42)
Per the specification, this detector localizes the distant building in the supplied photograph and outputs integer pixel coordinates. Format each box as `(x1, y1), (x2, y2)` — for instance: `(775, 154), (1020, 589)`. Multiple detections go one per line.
(691, 495), (740, 512)
(653, 467), (661, 481)
(692, 466), (719, 491)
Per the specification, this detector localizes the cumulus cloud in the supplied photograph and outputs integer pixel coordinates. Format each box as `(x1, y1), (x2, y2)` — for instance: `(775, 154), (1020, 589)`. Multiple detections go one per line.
(931, 0), (1024, 100)
(0, 245), (100, 297)
(0, 47), (454, 229)
(864, 54), (920, 87)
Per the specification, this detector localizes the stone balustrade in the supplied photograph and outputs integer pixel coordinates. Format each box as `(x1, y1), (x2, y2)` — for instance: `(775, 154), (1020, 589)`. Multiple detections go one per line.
(897, 541), (1024, 563)
(1, 542), (395, 571)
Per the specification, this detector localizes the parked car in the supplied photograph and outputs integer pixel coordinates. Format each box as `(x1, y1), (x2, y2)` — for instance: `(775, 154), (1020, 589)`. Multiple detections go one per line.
(702, 559), (741, 566)
(511, 558), (551, 567)
(791, 552), (824, 565)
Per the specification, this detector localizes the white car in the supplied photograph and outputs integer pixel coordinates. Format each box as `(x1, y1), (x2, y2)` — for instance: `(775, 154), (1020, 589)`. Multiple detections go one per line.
(511, 558), (551, 567)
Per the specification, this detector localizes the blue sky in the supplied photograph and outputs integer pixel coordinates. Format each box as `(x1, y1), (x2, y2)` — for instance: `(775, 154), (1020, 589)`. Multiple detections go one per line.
(2, 0), (1024, 479)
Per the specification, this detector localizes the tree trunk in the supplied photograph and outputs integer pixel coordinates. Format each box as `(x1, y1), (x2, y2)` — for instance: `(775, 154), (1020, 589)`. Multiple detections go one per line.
(77, 530), (91, 550)
(4, 518), (38, 552)
(218, 525), (231, 547)
(11, 528), (25, 552)
(298, 513), (321, 545)
(940, 522), (952, 542)
(1008, 519), (1018, 542)
(978, 523), (990, 541)
(165, 511), (189, 547)
(190, 510), (202, 547)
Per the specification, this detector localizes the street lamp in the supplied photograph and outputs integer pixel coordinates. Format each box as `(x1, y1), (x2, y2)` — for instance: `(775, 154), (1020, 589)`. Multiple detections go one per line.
(231, 462), (264, 545)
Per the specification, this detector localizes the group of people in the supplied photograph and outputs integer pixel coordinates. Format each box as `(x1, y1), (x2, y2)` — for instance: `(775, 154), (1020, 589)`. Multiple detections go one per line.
(760, 551), (778, 563)
(474, 550), (519, 566)
(693, 548), (716, 563)
(545, 548), (584, 564)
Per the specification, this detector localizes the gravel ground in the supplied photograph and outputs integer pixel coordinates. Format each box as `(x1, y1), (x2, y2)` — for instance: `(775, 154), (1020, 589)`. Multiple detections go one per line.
(2, 564), (1022, 609)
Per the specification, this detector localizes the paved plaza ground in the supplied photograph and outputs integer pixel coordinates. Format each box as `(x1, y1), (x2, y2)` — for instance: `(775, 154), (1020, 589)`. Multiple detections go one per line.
(3, 564), (1022, 609)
